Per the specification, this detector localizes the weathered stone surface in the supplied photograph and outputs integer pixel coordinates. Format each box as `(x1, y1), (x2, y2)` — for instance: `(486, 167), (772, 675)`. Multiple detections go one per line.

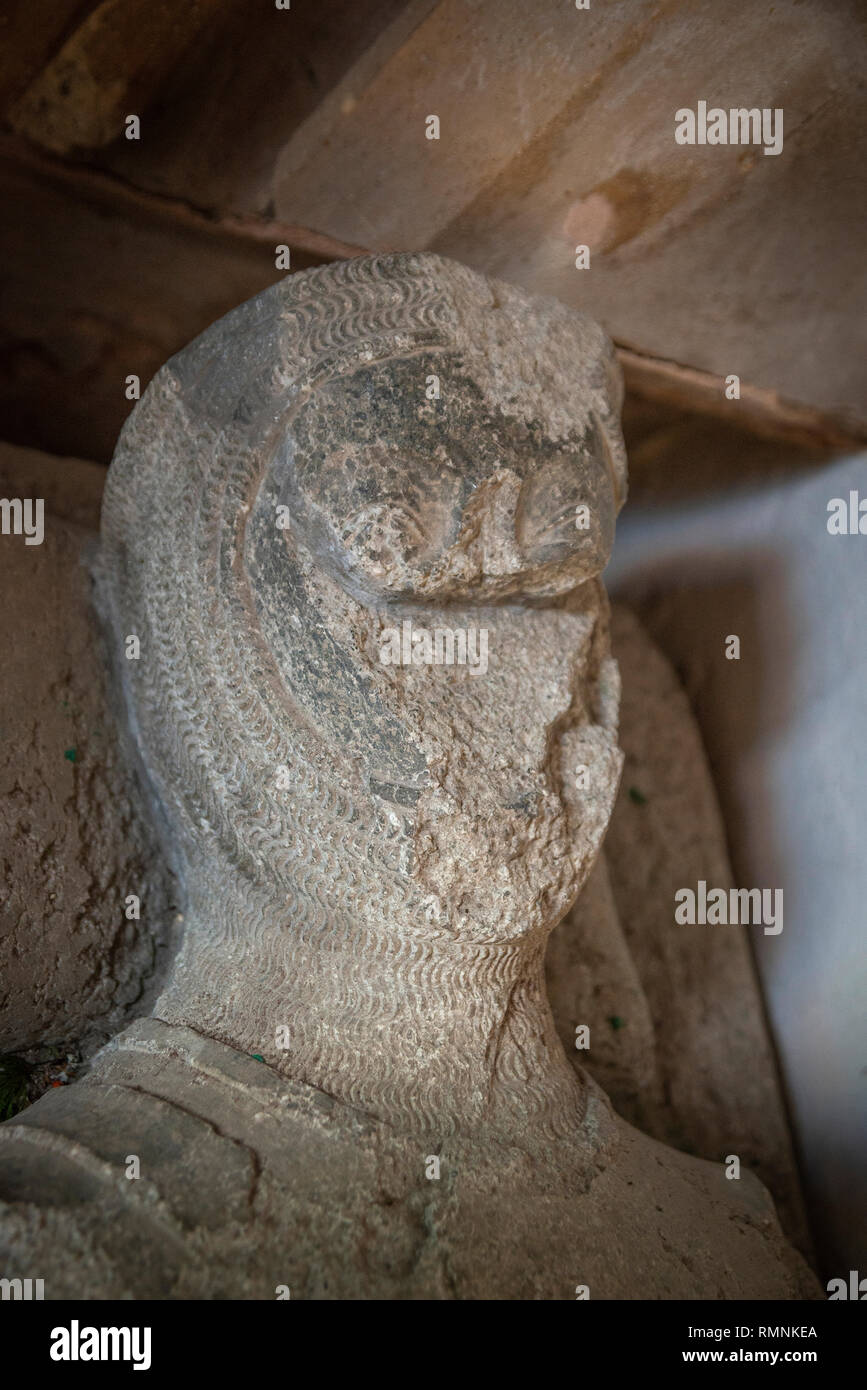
(0, 254), (819, 1296)
(0, 442), (178, 1056)
(0, 1018), (816, 1299)
(548, 604), (811, 1258)
(0, 442), (809, 1258)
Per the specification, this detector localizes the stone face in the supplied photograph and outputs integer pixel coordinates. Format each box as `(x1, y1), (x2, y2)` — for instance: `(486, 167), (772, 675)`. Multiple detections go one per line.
(0, 254), (819, 1296)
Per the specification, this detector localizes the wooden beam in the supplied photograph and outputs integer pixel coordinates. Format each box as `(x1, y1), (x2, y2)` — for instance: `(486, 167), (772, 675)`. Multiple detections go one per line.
(617, 347), (867, 455)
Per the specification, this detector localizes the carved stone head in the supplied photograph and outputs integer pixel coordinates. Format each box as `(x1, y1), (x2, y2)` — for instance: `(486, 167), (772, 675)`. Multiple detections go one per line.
(97, 253), (628, 1130)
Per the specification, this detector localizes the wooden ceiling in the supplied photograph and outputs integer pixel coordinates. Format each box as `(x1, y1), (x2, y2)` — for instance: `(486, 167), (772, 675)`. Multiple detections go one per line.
(1, 0), (864, 468)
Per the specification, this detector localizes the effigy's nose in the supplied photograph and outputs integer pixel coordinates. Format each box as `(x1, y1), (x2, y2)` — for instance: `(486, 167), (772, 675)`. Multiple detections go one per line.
(455, 469), (525, 578)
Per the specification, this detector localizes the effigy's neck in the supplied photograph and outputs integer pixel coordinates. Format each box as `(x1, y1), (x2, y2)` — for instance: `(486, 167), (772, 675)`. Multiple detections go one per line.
(154, 885), (587, 1141)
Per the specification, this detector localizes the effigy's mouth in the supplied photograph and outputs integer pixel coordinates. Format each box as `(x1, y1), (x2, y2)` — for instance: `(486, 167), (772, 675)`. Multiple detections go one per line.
(367, 593), (620, 945)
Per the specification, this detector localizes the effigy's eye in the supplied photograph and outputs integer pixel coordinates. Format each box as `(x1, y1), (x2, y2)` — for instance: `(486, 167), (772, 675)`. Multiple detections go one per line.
(515, 435), (615, 573)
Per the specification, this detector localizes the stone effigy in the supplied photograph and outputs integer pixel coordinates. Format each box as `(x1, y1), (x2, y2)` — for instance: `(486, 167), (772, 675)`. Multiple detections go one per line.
(0, 253), (818, 1297)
